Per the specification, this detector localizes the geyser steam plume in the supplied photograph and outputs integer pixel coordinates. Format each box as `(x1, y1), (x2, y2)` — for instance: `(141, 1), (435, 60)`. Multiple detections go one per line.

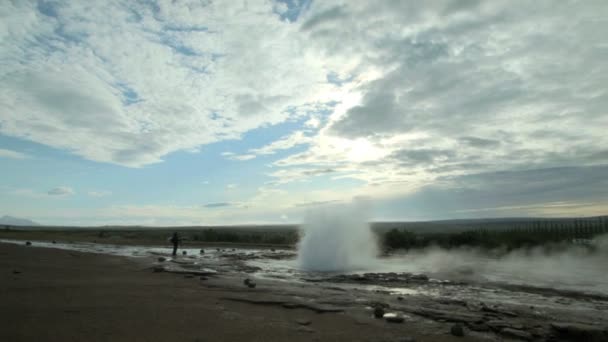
(297, 199), (378, 272)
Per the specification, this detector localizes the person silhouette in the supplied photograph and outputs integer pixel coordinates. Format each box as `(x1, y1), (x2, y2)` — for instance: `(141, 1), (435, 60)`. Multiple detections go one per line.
(170, 232), (180, 256)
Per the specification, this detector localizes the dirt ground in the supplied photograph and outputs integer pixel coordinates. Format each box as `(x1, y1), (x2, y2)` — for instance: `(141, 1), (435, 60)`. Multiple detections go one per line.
(0, 242), (481, 342)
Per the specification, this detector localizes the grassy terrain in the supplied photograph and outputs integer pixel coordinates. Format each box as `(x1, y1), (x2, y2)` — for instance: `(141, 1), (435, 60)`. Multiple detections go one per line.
(1, 216), (606, 251)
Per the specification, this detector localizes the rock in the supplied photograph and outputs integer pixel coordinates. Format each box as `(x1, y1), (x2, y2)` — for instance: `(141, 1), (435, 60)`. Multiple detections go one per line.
(25, 241), (32, 246)
(243, 278), (256, 288)
(296, 319), (312, 326)
(467, 322), (490, 332)
(52, 240), (57, 244)
(397, 296), (404, 301)
(550, 322), (608, 341)
(184, 274), (194, 279)
(12, 270), (21, 274)
(373, 307), (385, 318)
(182, 251), (187, 255)
(199, 249), (205, 254)
(158, 257), (166, 262)
(385, 314), (405, 323)
(153, 265), (165, 273)
(500, 328), (532, 341)
(409, 274), (429, 282)
(200, 276), (208, 281)
(296, 326), (315, 333)
(486, 320), (512, 332)
(481, 305), (518, 317)
(270, 248), (276, 252)
(451, 323), (465, 337)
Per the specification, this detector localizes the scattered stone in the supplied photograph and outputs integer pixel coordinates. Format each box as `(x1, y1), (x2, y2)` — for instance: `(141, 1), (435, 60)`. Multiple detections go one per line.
(182, 251), (187, 255)
(481, 305), (518, 317)
(500, 328), (533, 341)
(296, 319), (312, 326)
(384, 314), (405, 323)
(200, 276), (208, 281)
(397, 296), (404, 301)
(243, 278), (256, 288)
(158, 257), (166, 262)
(296, 326), (315, 333)
(451, 323), (465, 337)
(486, 320), (512, 332)
(270, 248), (276, 252)
(200, 249), (205, 254)
(550, 322), (608, 341)
(153, 265), (165, 273)
(52, 240), (57, 244)
(374, 307), (385, 318)
(12, 270), (21, 274)
(232, 248), (236, 251)
(409, 274), (429, 282)
(25, 241), (32, 246)
(184, 274), (194, 279)
(467, 322), (490, 332)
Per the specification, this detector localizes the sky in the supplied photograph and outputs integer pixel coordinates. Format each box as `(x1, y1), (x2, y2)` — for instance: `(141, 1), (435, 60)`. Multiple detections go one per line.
(1, 0), (607, 226)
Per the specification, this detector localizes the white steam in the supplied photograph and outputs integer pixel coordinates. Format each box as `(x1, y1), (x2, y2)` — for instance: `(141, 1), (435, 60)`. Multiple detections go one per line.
(297, 200), (378, 272)
(385, 234), (608, 294)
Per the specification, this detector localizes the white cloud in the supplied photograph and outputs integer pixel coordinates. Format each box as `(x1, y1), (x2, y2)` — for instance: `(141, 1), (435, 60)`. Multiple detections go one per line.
(88, 190), (111, 197)
(48, 186), (75, 196)
(0, 149), (29, 159)
(226, 183), (238, 189)
(0, 1), (335, 167)
(266, 0), (608, 195)
(225, 130), (313, 161)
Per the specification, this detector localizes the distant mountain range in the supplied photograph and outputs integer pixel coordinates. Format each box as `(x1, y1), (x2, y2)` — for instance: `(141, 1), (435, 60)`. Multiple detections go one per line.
(0, 215), (40, 226)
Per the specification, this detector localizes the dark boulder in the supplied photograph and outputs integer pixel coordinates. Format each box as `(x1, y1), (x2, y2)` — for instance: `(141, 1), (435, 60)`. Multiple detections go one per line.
(373, 307), (385, 318)
(25, 241), (32, 246)
(551, 322), (608, 341)
(385, 315), (405, 323)
(451, 323), (465, 337)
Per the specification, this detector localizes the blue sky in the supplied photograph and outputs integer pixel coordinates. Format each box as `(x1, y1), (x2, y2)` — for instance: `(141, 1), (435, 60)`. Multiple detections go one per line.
(1, 0), (607, 226)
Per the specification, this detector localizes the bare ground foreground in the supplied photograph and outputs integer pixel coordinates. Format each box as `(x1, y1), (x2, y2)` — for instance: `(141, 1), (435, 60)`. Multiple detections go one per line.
(0, 243), (479, 342)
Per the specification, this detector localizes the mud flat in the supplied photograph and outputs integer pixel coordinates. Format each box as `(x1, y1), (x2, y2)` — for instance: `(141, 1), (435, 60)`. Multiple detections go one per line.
(2, 240), (608, 341)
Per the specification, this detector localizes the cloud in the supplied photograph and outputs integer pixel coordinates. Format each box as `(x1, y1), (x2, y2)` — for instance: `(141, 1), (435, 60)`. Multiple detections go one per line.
(203, 202), (231, 208)
(267, 0), (608, 193)
(225, 130), (313, 161)
(226, 184), (238, 189)
(0, 149), (29, 159)
(0, 1), (333, 167)
(88, 190), (111, 197)
(48, 186), (74, 196)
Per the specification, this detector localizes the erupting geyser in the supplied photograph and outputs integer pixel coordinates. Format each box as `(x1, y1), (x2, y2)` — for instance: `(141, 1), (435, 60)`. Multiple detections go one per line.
(296, 200), (379, 272)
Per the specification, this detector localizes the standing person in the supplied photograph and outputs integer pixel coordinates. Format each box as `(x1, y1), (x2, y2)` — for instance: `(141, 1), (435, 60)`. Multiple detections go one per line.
(170, 232), (179, 256)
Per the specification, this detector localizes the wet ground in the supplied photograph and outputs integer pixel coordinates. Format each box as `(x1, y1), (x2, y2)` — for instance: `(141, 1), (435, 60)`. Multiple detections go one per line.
(3, 239), (607, 341)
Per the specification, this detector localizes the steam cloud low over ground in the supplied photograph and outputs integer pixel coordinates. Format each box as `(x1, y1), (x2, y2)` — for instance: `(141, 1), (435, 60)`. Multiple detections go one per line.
(296, 201), (608, 295)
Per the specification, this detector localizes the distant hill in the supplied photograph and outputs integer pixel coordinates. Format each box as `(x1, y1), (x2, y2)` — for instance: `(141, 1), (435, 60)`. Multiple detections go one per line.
(0, 215), (40, 226)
